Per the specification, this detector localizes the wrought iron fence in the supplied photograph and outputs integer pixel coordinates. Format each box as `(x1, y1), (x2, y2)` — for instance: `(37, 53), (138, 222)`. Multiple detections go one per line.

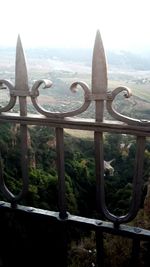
(0, 31), (150, 266)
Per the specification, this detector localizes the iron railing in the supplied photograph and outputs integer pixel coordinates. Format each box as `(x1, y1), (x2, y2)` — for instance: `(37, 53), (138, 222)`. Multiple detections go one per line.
(0, 31), (150, 266)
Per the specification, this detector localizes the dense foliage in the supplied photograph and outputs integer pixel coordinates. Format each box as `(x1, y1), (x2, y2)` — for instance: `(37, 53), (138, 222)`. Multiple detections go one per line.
(1, 123), (150, 266)
(1, 123), (150, 216)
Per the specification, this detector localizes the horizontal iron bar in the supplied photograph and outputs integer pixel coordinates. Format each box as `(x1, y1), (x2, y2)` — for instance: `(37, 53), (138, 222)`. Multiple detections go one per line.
(0, 201), (150, 240)
(0, 114), (150, 136)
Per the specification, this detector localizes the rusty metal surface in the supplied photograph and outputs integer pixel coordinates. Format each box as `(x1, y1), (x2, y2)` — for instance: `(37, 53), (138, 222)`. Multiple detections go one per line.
(0, 201), (150, 240)
(0, 31), (149, 266)
(0, 31), (148, 221)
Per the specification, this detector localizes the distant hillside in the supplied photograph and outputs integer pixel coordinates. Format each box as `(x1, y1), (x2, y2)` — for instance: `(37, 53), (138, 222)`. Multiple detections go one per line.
(1, 46), (150, 71)
(26, 47), (150, 71)
(26, 47), (92, 65)
(107, 50), (150, 70)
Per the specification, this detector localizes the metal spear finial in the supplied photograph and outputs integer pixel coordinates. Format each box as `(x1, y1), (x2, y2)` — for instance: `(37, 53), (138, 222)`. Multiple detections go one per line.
(92, 30), (107, 121)
(15, 35), (29, 116)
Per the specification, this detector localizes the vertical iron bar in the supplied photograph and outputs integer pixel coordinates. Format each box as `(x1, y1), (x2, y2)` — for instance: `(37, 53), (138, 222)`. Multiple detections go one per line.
(130, 238), (140, 266)
(94, 96), (105, 216)
(19, 97), (28, 198)
(59, 222), (68, 267)
(92, 31), (107, 267)
(56, 127), (67, 219)
(13, 35), (29, 205)
(95, 127), (105, 267)
(96, 230), (104, 267)
(56, 127), (68, 267)
(94, 131), (104, 214)
(131, 136), (146, 214)
(92, 30), (107, 214)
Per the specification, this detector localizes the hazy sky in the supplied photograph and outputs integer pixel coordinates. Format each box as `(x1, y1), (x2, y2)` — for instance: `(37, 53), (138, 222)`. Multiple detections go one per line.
(1, 0), (150, 51)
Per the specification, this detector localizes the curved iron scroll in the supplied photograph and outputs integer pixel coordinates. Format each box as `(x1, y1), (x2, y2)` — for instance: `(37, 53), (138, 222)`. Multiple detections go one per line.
(31, 80), (91, 117)
(0, 80), (16, 112)
(106, 86), (150, 126)
(92, 31), (148, 224)
(0, 36), (92, 204)
(98, 136), (146, 224)
(0, 154), (28, 204)
(0, 32), (148, 225)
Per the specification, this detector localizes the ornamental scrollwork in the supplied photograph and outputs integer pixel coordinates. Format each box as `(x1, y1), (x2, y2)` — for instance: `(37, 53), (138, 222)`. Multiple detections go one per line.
(0, 79), (16, 112)
(30, 80), (91, 118)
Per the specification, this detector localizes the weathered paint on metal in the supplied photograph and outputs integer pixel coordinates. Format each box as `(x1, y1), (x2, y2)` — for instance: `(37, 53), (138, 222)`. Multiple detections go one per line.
(0, 31), (149, 266)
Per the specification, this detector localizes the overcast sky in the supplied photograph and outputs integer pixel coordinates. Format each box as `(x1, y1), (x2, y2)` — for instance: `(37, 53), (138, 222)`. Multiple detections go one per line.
(1, 0), (150, 51)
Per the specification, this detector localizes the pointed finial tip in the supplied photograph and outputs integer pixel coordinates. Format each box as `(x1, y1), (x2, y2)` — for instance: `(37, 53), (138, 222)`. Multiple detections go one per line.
(17, 34), (22, 44)
(96, 29), (100, 35)
(17, 34), (22, 46)
(95, 29), (102, 40)
(16, 34), (24, 53)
